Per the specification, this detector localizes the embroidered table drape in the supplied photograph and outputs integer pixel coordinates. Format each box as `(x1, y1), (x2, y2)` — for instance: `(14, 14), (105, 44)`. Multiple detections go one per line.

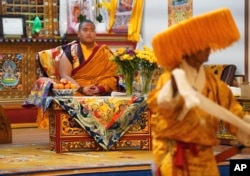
(43, 96), (147, 150)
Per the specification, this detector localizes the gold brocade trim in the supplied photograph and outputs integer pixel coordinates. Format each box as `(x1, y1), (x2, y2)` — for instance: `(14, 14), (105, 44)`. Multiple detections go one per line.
(49, 138), (150, 152)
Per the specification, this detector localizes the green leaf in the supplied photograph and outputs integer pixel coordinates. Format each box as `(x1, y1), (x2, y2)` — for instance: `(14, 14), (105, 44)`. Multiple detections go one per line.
(78, 14), (86, 23)
(96, 14), (103, 23)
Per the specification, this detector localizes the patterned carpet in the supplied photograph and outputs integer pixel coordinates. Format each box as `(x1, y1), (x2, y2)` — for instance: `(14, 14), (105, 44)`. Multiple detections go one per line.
(2, 127), (250, 175)
(2, 143), (250, 176)
(0, 144), (154, 175)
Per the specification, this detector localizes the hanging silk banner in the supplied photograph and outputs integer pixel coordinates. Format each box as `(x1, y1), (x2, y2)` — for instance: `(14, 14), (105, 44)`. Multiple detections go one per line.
(110, 0), (134, 33)
(168, 0), (193, 26)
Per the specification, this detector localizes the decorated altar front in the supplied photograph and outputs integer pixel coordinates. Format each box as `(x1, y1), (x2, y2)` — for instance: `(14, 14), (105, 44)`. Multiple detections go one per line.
(43, 96), (151, 153)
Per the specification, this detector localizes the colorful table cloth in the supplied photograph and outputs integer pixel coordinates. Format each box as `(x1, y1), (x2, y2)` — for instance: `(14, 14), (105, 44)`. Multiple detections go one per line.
(43, 96), (147, 150)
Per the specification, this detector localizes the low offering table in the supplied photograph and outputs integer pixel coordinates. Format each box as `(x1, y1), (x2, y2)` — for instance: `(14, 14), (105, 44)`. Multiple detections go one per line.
(43, 96), (151, 153)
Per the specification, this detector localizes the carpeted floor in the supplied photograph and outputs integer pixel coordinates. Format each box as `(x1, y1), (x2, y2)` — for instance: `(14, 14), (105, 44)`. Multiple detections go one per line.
(1, 128), (250, 175)
(0, 127), (154, 175)
(0, 143), (154, 175)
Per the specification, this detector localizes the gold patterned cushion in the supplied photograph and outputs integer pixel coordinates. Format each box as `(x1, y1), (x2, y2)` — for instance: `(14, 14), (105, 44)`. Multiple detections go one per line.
(37, 46), (63, 79)
(150, 67), (164, 89)
(204, 64), (228, 80)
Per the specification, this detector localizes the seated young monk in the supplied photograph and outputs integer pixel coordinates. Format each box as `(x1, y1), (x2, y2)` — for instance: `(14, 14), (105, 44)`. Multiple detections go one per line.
(23, 20), (118, 129)
(147, 8), (250, 176)
(59, 19), (118, 96)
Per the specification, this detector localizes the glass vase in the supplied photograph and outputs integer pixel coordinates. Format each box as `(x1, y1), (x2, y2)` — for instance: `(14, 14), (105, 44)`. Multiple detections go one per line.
(123, 72), (134, 96)
(139, 69), (155, 95)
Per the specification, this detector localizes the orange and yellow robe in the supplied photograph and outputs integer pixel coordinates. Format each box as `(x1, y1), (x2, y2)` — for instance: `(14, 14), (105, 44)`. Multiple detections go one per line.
(147, 64), (245, 176)
(62, 41), (118, 94)
(31, 41), (118, 129)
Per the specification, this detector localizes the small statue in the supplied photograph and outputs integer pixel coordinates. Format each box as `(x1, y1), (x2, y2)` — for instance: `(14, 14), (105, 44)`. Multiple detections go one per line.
(32, 16), (42, 37)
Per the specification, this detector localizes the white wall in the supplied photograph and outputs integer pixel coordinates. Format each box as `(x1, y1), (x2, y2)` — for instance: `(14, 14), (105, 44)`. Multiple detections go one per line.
(140, 0), (168, 49)
(193, 0), (245, 75)
(141, 0), (245, 75)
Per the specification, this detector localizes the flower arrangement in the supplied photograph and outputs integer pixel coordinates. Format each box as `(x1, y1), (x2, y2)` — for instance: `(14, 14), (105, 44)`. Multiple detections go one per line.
(110, 46), (159, 95)
(135, 46), (158, 71)
(110, 48), (138, 95)
(111, 48), (138, 73)
(135, 46), (158, 95)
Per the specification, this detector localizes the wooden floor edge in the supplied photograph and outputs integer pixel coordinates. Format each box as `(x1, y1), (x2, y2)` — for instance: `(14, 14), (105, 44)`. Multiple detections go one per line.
(11, 123), (38, 129)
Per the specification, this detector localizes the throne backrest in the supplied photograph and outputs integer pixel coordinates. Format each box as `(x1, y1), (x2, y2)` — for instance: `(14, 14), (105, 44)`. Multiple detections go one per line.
(204, 64), (236, 86)
(36, 45), (64, 80)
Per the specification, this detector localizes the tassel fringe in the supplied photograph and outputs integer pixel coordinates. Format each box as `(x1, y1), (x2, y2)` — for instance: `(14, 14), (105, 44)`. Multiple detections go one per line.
(152, 8), (240, 69)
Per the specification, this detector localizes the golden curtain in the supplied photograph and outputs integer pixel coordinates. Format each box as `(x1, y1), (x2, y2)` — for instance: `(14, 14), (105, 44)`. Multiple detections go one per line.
(107, 0), (144, 42)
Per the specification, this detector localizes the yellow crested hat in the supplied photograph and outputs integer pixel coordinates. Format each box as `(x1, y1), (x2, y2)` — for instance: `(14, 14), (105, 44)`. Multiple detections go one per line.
(152, 8), (240, 70)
